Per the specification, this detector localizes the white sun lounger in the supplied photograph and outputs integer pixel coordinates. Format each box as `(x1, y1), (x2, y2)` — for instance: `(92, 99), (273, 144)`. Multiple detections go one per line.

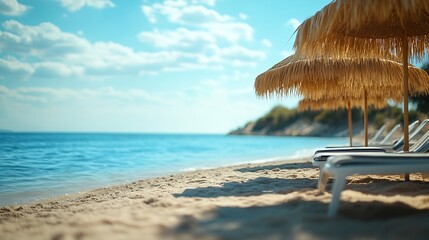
(312, 119), (429, 168)
(318, 152), (429, 217)
(392, 119), (428, 151)
(378, 124), (401, 145)
(325, 120), (419, 148)
(368, 124), (387, 145)
(313, 127), (429, 171)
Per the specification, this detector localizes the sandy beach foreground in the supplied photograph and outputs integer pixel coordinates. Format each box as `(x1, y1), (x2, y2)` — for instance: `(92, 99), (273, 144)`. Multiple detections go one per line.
(2, 157), (429, 240)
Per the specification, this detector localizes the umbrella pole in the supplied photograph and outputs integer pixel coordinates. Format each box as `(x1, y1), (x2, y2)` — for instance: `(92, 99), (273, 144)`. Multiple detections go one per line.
(364, 90), (368, 147)
(347, 100), (353, 147)
(402, 33), (410, 152)
(402, 31), (410, 181)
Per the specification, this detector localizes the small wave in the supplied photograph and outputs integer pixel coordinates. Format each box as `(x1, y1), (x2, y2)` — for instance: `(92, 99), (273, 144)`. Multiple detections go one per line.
(235, 156), (286, 165)
(290, 148), (318, 159)
(179, 166), (212, 172)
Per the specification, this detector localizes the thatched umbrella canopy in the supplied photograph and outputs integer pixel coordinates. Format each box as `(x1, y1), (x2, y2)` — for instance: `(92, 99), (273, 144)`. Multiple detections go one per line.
(294, 0), (429, 61)
(298, 97), (388, 146)
(255, 54), (429, 146)
(294, 0), (429, 152)
(298, 97), (387, 112)
(256, 56), (429, 99)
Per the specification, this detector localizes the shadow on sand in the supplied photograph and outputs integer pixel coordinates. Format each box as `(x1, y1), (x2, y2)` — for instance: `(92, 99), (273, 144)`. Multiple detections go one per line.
(236, 162), (314, 173)
(173, 177), (317, 198)
(164, 199), (429, 240)
(168, 161), (429, 239)
(347, 177), (429, 197)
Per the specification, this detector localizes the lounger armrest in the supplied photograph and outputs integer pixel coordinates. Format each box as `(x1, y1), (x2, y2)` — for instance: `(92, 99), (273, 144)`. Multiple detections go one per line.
(326, 153), (429, 167)
(313, 148), (387, 162)
(314, 147), (389, 155)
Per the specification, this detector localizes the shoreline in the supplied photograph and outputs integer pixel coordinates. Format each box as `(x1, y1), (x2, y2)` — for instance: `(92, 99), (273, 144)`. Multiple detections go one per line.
(0, 154), (315, 208)
(3, 156), (312, 208)
(1, 133), (347, 209)
(2, 156), (429, 240)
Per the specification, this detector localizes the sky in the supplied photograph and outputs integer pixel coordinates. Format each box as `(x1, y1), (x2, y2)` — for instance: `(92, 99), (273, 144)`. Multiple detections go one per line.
(0, 0), (333, 133)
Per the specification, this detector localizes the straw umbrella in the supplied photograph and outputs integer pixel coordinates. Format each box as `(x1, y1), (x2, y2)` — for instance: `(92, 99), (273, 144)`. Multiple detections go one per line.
(294, 0), (429, 152)
(255, 54), (429, 146)
(298, 97), (388, 146)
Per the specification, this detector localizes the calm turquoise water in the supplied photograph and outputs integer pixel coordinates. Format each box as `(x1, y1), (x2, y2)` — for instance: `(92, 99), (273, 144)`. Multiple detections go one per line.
(0, 133), (346, 206)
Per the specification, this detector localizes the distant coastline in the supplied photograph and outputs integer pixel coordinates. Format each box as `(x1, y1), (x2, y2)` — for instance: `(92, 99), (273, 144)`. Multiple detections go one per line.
(228, 119), (358, 137)
(228, 105), (419, 137)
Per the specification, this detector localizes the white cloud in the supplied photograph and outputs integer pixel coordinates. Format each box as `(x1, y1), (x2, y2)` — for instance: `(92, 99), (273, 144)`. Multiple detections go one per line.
(285, 18), (301, 30)
(141, 0), (253, 43)
(172, 5), (233, 25)
(140, 23), (253, 50)
(1, 12), (265, 80)
(203, 22), (253, 42)
(59, 0), (114, 12)
(0, 0), (29, 16)
(138, 0), (259, 71)
(139, 27), (216, 49)
(0, 57), (34, 80)
(142, 0), (220, 24)
(0, 0), (265, 81)
(261, 39), (272, 48)
(34, 62), (85, 78)
(0, 86), (162, 104)
(142, 6), (156, 23)
(0, 20), (89, 58)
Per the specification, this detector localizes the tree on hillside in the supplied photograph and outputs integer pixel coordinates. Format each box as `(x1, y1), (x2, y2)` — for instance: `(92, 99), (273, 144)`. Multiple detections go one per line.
(410, 62), (429, 114)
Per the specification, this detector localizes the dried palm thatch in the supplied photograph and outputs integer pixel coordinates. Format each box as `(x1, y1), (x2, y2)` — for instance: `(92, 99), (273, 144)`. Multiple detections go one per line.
(293, 0), (429, 153)
(294, 0), (429, 61)
(255, 55), (429, 100)
(298, 97), (387, 112)
(298, 82), (403, 102)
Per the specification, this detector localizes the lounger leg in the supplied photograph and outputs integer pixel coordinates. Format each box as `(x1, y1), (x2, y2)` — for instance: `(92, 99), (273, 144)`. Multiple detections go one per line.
(328, 175), (346, 217)
(400, 173), (411, 181)
(318, 168), (329, 192)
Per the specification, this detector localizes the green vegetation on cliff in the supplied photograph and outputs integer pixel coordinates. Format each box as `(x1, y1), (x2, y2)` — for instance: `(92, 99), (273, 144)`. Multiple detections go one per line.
(230, 105), (422, 137)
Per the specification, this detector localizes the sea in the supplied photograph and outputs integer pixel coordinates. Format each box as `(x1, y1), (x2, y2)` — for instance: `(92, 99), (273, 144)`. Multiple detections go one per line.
(0, 133), (346, 206)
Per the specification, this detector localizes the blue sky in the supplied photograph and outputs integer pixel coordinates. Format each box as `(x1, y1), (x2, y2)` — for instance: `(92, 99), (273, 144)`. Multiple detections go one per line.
(0, 0), (332, 133)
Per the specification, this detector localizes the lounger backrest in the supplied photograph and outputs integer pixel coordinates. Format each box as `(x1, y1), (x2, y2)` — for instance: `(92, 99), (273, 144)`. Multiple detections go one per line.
(379, 124), (401, 145)
(392, 120), (421, 150)
(409, 119), (429, 144)
(369, 124), (386, 145)
(410, 129), (429, 152)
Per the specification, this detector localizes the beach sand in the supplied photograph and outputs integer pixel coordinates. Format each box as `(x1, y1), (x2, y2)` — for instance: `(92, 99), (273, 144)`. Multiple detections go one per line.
(2, 157), (429, 240)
